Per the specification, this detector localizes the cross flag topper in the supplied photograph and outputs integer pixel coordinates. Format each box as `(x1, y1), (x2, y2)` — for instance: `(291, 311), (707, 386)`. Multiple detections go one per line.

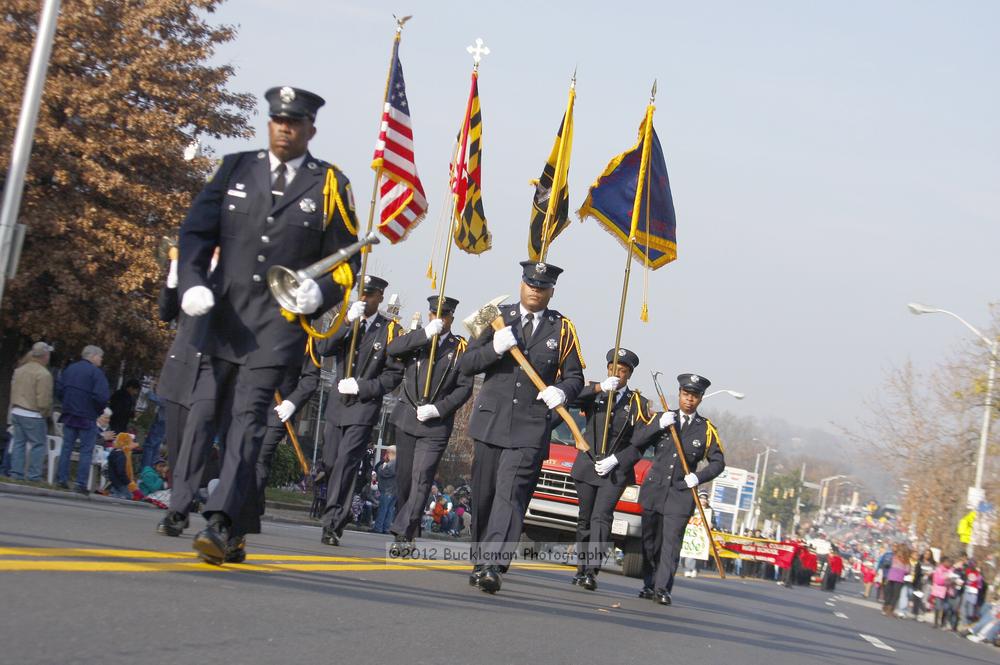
(467, 38), (490, 65)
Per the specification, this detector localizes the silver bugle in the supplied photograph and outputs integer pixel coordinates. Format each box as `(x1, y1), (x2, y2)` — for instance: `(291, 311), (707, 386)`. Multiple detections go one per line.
(267, 231), (380, 315)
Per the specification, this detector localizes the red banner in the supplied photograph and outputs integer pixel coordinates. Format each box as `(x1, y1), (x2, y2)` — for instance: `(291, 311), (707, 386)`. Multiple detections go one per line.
(715, 534), (798, 568)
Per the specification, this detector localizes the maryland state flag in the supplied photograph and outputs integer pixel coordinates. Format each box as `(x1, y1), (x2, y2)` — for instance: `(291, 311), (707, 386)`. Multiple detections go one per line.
(452, 71), (492, 254)
(578, 114), (676, 269)
(528, 86), (575, 261)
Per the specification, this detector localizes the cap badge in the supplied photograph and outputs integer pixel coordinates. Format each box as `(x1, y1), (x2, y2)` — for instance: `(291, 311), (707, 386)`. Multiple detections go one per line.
(690, 374), (701, 383)
(546, 338), (558, 350)
(279, 86), (296, 103)
(299, 198), (317, 213)
(535, 262), (547, 274)
(364, 275), (371, 284)
(618, 349), (627, 357)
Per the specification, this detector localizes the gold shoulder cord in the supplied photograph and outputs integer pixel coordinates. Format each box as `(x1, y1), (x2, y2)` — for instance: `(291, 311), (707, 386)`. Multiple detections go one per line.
(705, 419), (724, 452)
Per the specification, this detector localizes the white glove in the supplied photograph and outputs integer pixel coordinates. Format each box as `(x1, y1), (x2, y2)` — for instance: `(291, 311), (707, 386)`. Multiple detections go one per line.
(594, 454), (618, 476)
(659, 411), (676, 429)
(274, 400), (296, 423)
(295, 278), (322, 315)
(492, 326), (518, 354)
(424, 318), (445, 340)
(416, 404), (440, 422)
(166, 259), (179, 289)
(537, 385), (566, 409)
(338, 378), (359, 395)
(599, 376), (620, 392)
(346, 300), (366, 323)
(181, 286), (214, 316)
(684, 473), (699, 488)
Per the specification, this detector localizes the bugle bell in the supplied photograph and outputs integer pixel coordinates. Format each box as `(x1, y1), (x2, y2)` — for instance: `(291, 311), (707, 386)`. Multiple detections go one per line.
(267, 231), (380, 315)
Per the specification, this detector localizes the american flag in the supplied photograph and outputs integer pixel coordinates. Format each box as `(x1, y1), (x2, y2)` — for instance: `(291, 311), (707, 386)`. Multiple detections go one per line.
(371, 43), (427, 243)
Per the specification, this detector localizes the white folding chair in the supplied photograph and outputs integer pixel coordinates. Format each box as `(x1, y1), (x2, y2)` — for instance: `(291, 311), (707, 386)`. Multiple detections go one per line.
(46, 435), (63, 485)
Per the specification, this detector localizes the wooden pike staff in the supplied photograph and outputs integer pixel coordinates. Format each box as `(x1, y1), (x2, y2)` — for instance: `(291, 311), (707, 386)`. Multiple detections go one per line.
(274, 390), (310, 476)
(344, 15), (412, 380)
(596, 81), (657, 458)
(420, 38), (490, 401)
(650, 371), (726, 579)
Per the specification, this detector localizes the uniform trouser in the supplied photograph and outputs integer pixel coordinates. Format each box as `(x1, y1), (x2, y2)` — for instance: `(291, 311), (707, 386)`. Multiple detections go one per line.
(470, 440), (547, 572)
(168, 358), (223, 518)
(321, 423), (373, 534)
(197, 358), (283, 536)
(390, 429), (449, 541)
(641, 509), (690, 593)
(254, 419), (286, 513)
(161, 399), (188, 485)
(573, 479), (626, 575)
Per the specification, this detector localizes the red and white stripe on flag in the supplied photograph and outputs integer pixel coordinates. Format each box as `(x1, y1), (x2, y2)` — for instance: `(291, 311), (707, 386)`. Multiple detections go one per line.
(372, 102), (427, 243)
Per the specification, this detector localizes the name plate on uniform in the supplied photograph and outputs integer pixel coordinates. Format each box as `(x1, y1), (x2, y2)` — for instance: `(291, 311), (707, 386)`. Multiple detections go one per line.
(226, 189), (247, 198)
(611, 519), (629, 536)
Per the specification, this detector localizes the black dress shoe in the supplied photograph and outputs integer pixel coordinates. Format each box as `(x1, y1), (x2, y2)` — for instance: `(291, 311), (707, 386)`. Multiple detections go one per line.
(321, 526), (340, 546)
(479, 567), (502, 594)
(582, 573), (598, 591)
(655, 590), (672, 606)
(192, 517), (229, 565)
(469, 564), (486, 587)
(638, 586), (655, 599)
(224, 536), (247, 564)
(156, 512), (189, 537)
(571, 573), (586, 586)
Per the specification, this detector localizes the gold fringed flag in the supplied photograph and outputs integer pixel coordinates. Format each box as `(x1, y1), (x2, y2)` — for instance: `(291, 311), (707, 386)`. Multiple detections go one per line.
(528, 81), (576, 261)
(452, 70), (492, 254)
(578, 114), (676, 269)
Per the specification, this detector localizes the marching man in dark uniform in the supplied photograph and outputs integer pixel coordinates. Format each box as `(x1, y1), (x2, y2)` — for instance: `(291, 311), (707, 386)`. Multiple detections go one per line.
(628, 373), (726, 605)
(175, 86), (358, 564)
(569, 347), (653, 591)
(459, 261), (585, 594)
(317, 275), (404, 546)
(385, 295), (473, 555)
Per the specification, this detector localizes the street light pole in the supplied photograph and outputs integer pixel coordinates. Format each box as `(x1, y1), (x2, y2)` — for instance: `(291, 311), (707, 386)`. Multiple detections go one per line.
(908, 302), (998, 558)
(752, 446), (778, 531)
(703, 389), (746, 400)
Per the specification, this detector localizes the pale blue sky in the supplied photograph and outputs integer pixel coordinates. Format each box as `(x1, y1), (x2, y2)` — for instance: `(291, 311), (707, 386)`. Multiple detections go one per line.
(203, 0), (999, 438)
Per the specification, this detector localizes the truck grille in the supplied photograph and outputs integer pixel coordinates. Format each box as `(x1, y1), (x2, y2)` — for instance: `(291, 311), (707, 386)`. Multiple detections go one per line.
(536, 470), (577, 500)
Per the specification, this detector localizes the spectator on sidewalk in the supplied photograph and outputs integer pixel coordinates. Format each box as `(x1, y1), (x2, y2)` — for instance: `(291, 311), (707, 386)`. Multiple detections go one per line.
(962, 560), (984, 627)
(96, 408), (116, 446)
(7, 342), (54, 481)
(55, 345), (110, 493)
(882, 543), (910, 617)
(140, 385), (166, 471)
(108, 379), (141, 436)
(106, 433), (139, 500)
(138, 458), (169, 496)
(371, 446), (397, 534)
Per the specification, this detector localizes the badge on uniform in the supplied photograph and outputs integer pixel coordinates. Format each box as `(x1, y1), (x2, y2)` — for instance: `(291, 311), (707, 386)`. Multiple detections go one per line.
(300, 198), (317, 213)
(373, 342), (382, 351)
(545, 338), (558, 350)
(693, 439), (702, 448)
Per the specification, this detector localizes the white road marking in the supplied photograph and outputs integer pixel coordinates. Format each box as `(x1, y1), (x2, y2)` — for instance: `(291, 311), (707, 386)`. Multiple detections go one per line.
(859, 634), (895, 652)
(825, 601), (836, 606)
(834, 611), (848, 619)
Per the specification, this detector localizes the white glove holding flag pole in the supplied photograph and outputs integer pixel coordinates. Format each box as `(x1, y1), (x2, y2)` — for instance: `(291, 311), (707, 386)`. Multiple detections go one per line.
(338, 378), (359, 395)
(492, 326), (517, 354)
(599, 376), (620, 392)
(416, 404), (440, 422)
(346, 300), (366, 323)
(595, 455), (618, 476)
(659, 411), (676, 429)
(274, 400), (296, 423)
(295, 278), (322, 315)
(166, 259), (179, 289)
(537, 385), (566, 409)
(181, 286), (214, 316)
(424, 318), (444, 340)
(684, 473), (699, 488)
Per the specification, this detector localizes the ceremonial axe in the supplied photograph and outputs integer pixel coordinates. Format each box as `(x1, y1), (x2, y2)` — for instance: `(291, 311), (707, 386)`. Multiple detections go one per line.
(463, 295), (590, 452)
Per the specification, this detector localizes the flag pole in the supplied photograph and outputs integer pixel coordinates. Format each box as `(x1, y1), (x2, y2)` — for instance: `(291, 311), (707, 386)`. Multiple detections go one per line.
(597, 81), (656, 457)
(538, 70), (576, 263)
(422, 43), (486, 401)
(345, 16), (409, 379)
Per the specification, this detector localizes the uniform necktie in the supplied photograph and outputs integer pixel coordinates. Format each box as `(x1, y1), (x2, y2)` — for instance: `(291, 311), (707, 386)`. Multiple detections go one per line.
(681, 414), (690, 432)
(272, 163), (287, 204)
(522, 312), (534, 340)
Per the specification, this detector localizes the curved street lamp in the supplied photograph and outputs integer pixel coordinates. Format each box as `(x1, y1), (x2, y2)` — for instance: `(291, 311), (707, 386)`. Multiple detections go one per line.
(704, 389), (746, 400)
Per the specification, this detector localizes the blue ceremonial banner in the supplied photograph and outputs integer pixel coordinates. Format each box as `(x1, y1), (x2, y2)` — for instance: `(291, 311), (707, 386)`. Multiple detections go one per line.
(578, 117), (677, 269)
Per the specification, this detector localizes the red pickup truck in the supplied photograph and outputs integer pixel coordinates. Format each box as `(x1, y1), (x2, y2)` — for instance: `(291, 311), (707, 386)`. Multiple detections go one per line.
(522, 423), (653, 578)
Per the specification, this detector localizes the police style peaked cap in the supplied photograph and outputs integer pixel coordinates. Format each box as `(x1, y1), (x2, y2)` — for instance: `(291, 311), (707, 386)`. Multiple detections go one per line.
(265, 86), (326, 121)
(677, 373), (711, 395)
(362, 275), (389, 293)
(427, 295), (460, 315)
(519, 260), (563, 288)
(606, 347), (640, 370)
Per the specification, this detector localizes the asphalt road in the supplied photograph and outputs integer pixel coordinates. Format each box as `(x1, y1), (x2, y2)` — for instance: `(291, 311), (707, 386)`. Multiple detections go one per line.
(0, 489), (995, 665)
